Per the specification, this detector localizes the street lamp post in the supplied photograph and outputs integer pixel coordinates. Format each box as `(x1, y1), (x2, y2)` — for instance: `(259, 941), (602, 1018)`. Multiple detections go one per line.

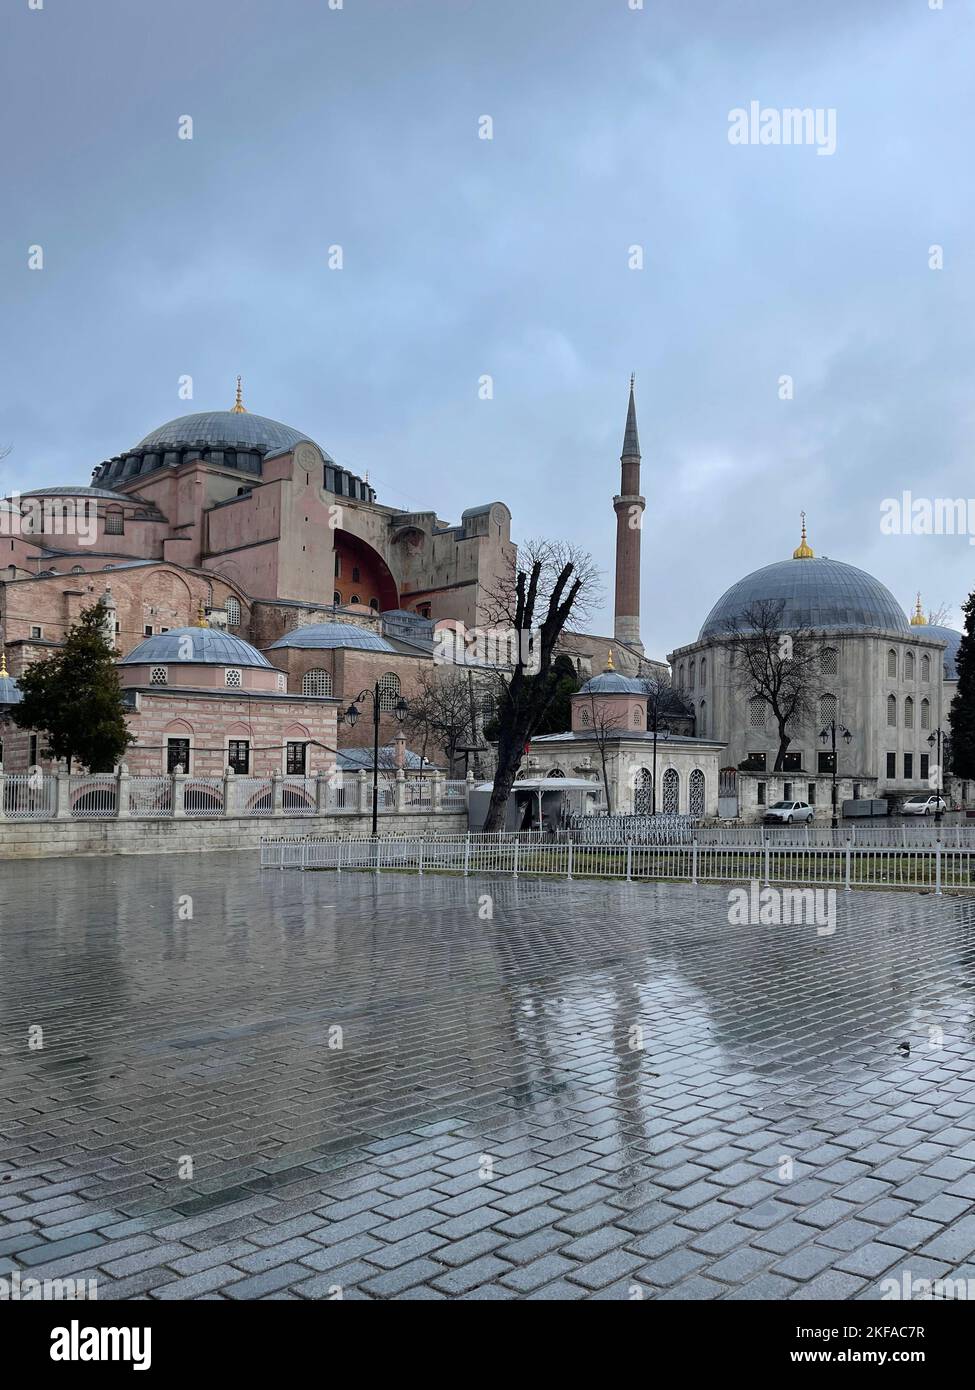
(927, 727), (948, 826)
(343, 684), (409, 836)
(819, 719), (853, 830)
(650, 724), (670, 816)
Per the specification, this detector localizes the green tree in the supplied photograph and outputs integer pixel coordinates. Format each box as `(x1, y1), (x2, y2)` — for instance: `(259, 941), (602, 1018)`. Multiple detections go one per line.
(11, 600), (133, 771)
(949, 590), (975, 778)
(484, 654), (579, 742)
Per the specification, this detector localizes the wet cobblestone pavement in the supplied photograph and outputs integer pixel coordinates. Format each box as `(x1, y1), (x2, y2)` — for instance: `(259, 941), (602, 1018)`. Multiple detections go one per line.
(3, 852), (975, 1300)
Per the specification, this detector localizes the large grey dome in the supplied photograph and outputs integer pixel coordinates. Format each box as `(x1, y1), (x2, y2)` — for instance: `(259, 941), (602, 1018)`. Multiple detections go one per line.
(120, 627), (273, 668)
(699, 557), (910, 640)
(136, 411), (313, 454)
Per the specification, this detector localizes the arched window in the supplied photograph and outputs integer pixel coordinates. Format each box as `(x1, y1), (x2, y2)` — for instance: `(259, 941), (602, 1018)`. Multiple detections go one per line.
(689, 769), (705, 817)
(662, 767), (680, 814)
(905, 650), (915, 680)
(887, 649), (897, 678)
(700, 657), (707, 688)
(749, 696), (767, 728)
(904, 695), (914, 729)
(634, 768), (653, 814)
(350, 594), (361, 605)
(819, 693), (837, 725)
(887, 694), (897, 727)
(378, 671), (400, 711)
(225, 596), (241, 626)
(333, 591), (341, 605)
(369, 598), (380, 611)
(677, 663), (685, 688)
(921, 654), (930, 682)
(698, 700), (706, 736)
(820, 646), (838, 676)
(921, 697), (930, 730)
(302, 668), (333, 697)
(549, 767), (565, 778)
(71, 565), (83, 574)
(688, 659), (696, 690)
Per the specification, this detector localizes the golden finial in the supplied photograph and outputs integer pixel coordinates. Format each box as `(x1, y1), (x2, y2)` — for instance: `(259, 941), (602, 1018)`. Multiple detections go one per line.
(0, 648), (8, 679)
(792, 511), (814, 559)
(231, 375), (246, 413)
(606, 648), (615, 671)
(910, 592), (926, 626)
(196, 601), (209, 628)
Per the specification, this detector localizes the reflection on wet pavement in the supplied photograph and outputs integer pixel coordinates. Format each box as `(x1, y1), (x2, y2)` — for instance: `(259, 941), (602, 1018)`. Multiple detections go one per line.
(2, 853), (975, 1300)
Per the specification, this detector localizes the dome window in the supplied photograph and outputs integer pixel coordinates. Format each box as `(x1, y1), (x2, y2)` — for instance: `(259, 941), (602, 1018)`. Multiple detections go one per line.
(105, 510), (124, 535)
(225, 668), (243, 689)
(150, 666), (168, 686)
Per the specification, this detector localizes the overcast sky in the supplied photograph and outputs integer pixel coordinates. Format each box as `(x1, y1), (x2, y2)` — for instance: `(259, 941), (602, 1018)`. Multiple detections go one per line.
(3, 0), (974, 653)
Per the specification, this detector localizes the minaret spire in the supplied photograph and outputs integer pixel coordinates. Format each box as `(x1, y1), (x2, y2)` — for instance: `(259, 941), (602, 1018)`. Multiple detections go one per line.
(231, 376), (246, 413)
(613, 375), (646, 653)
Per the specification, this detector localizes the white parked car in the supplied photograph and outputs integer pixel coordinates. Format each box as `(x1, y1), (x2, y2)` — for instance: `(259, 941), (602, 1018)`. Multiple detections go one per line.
(764, 800), (815, 825)
(900, 794), (947, 817)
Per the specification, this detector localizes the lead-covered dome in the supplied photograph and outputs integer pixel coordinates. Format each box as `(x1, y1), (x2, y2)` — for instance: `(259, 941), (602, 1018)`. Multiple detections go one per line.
(268, 622), (397, 652)
(135, 411), (311, 454)
(910, 624), (962, 679)
(119, 627), (273, 668)
(699, 557), (910, 640)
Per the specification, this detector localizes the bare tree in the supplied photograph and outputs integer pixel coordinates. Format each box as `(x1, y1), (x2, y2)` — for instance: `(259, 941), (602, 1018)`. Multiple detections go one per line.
(925, 601), (954, 628)
(583, 688), (626, 813)
(480, 538), (601, 831)
(721, 600), (825, 772)
(402, 668), (474, 773)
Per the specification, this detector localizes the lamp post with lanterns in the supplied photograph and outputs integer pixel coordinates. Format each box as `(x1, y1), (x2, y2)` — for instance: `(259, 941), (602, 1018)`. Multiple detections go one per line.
(819, 719), (853, 830)
(343, 684), (409, 836)
(927, 726), (949, 826)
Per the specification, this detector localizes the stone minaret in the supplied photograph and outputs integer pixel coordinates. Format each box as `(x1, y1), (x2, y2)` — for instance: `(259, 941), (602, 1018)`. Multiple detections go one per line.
(613, 376), (645, 652)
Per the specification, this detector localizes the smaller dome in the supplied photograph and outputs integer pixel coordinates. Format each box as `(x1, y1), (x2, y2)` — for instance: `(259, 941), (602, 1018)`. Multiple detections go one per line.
(0, 672), (22, 705)
(120, 627), (273, 668)
(911, 624), (963, 680)
(578, 670), (646, 696)
(268, 623), (397, 652)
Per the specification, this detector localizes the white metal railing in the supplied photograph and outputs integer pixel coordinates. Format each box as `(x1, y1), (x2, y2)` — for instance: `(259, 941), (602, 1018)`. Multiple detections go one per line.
(127, 775), (173, 818)
(282, 776), (317, 816)
(442, 779), (468, 808)
(236, 777), (273, 816)
(0, 769), (468, 823)
(260, 833), (975, 896)
(404, 779), (433, 808)
(183, 779), (224, 817)
(69, 775), (118, 819)
(3, 773), (58, 819)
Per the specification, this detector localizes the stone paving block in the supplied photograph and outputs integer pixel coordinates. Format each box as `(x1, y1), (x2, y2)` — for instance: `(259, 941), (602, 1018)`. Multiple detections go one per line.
(5, 865), (975, 1302)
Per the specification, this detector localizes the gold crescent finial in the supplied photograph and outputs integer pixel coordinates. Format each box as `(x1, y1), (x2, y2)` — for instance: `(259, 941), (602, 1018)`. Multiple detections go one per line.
(231, 375), (246, 413)
(793, 511), (814, 559)
(0, 648), (8, 678)
(910, 592), (926, 626)
(196, 601), (209, 628)
(606, 648), (615, 671)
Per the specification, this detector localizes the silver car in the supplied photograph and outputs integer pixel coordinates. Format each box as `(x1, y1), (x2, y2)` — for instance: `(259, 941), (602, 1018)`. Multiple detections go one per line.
(764, 800), (815, 825)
